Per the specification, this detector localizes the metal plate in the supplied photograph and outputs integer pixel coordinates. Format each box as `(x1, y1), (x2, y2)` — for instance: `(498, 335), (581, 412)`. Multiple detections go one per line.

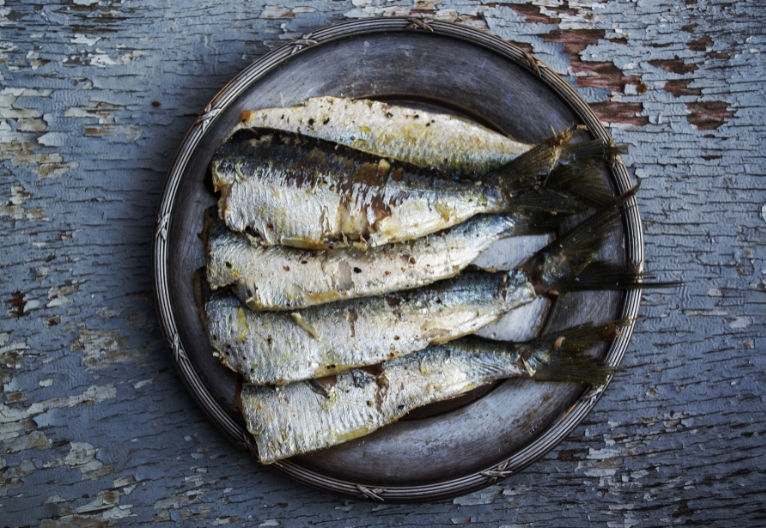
(154, 18), (643, 502)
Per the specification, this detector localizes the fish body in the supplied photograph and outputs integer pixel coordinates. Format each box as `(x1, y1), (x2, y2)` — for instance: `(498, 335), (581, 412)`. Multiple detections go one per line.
(235, 96), (531, 180)
(242, 323), (621, 464)
(206, 193), (651, 386)
(206, 210), (556, 311)
(212, 129), (546, 249)
(205, 269), (536, 385)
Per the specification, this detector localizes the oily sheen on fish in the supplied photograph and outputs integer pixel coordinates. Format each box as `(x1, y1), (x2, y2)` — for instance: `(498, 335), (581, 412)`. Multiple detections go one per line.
(205, 209), (567, 311)
(234, 96), (531, 180)
(242, 322), (623, 464)
(205, 269), (536, 385)
(211, 128), (583, 250)
(205, 194), (648, 386)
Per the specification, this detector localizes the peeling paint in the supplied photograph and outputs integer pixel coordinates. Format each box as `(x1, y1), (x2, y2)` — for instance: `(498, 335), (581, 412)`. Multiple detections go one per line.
(664, 79), (701, 97)
(70, 329), (147, 370)
(729, 316), (751, 329)
(685, 101), (734, 130)
(62, 442), (114, 480)
(0, 384), (117, 425)
(590, 101), (648, 127)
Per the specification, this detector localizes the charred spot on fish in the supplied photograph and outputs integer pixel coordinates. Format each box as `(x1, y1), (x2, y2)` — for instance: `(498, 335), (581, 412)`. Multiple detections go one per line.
(370, 194), (392, 225)
(384, 295), (401, 307)
(323, 117), (330, 125)
(225, 261), (232, 269)
(386, 112), (393, 118)
(353, 267), (362, 274)
(308, 118), (315, 126)
(352, 369), (375, 388)
(300, 260), (308, 265)
(283, 265), (290, 271)
(393, 335), (400, 341)
(347, 307), (358, 338)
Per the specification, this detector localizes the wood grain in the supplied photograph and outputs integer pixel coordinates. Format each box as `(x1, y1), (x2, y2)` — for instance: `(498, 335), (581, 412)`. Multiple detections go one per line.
(1, 0), (764, 525)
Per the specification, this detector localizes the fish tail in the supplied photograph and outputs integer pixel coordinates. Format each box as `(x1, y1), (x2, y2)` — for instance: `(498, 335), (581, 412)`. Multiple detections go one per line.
(522, 319), (631, 385)
(521, 188), (638, 293)
(495, 127), (626, 215)
(559, 138), (628, 169)
(541, 164), (621, 209)
(492, 125), (579, 190)
(555, 261), (682, 292)
(504, 202), (581, 234)
(521, 187), (681, 294)
(530, 356), (615, 385)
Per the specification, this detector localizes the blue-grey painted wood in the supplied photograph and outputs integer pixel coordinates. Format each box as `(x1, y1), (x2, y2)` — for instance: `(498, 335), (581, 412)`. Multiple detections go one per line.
(1, 0), (764, 525)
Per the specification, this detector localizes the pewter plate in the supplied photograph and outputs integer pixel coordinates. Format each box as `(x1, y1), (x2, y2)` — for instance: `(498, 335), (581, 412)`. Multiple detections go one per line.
(153, 18), (643, 502)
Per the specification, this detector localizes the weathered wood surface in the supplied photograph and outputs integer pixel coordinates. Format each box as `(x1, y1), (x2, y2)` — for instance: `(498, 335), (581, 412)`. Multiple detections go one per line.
(1, 0), (764, 525)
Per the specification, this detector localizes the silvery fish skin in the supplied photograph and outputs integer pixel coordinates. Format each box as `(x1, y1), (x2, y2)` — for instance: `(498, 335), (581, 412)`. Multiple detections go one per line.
(234, 96), (531, 180)
(212, 129), (536, 249)
(205, 269), (535, 385)
(206, 210), (549, 311)
(241, 323), (620, 464)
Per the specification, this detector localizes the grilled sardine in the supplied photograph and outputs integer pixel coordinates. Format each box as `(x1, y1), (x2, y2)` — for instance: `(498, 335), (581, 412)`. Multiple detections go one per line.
(205, 207), (570, 311)
(205, 194), (654, 385)
(241, 321), (626, 464)
(212, 128), (618, 249)
(234, 96), (532, 180)
(205, 269), (536, 385)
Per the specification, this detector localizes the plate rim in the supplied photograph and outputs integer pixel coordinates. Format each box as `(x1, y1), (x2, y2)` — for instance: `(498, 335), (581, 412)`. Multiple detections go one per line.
(153, 17), (644, 503)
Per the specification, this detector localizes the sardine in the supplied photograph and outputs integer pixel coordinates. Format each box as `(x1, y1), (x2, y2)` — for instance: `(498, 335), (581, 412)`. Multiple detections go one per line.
(205, 268), (537, 385)
(212, 128), (619, 249)
(241, 321), (626, 464)
(205, 206), (572, 311)
(205, 194), (654, 385)
(234, 96), (532, 180)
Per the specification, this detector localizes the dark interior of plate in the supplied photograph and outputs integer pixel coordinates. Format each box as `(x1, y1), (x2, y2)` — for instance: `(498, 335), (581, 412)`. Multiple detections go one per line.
(154, 18), (643, 502)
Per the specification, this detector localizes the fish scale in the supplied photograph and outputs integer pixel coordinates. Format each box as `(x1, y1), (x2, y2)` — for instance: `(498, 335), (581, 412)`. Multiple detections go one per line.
(204, 269), (536, 385)
(205, 210), (553, 311)
(242, 336), (566, 464)
(234, 96), (532, 180)
(213, 129), (531, 249)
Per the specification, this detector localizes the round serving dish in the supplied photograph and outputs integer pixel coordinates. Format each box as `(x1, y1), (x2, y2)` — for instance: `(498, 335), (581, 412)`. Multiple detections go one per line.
(153, 17), (643, 502)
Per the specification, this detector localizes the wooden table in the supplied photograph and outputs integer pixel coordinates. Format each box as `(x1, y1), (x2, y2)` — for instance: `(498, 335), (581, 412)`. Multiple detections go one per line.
(2, 1), (764, 525)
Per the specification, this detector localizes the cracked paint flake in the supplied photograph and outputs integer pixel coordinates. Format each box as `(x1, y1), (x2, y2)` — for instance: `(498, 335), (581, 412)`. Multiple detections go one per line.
(729, 316), (751, 329)
(62, 442), (114, 480)
(71, 329), (147, 370)
(0, 384), (117, 424)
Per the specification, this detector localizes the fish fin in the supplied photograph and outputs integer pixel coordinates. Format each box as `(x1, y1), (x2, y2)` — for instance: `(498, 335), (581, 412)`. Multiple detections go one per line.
(523, 319), (630, 385)
(531, 357), (616, 385)
(521, 188), (638, 292)
(491, 125), (579, 190)
(534, 319), (631, 353)
(506, 189), (586, 217)
(542, 164), (621, 209)
(559, 138), (628, 169)
(556, 261), (682, 292)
